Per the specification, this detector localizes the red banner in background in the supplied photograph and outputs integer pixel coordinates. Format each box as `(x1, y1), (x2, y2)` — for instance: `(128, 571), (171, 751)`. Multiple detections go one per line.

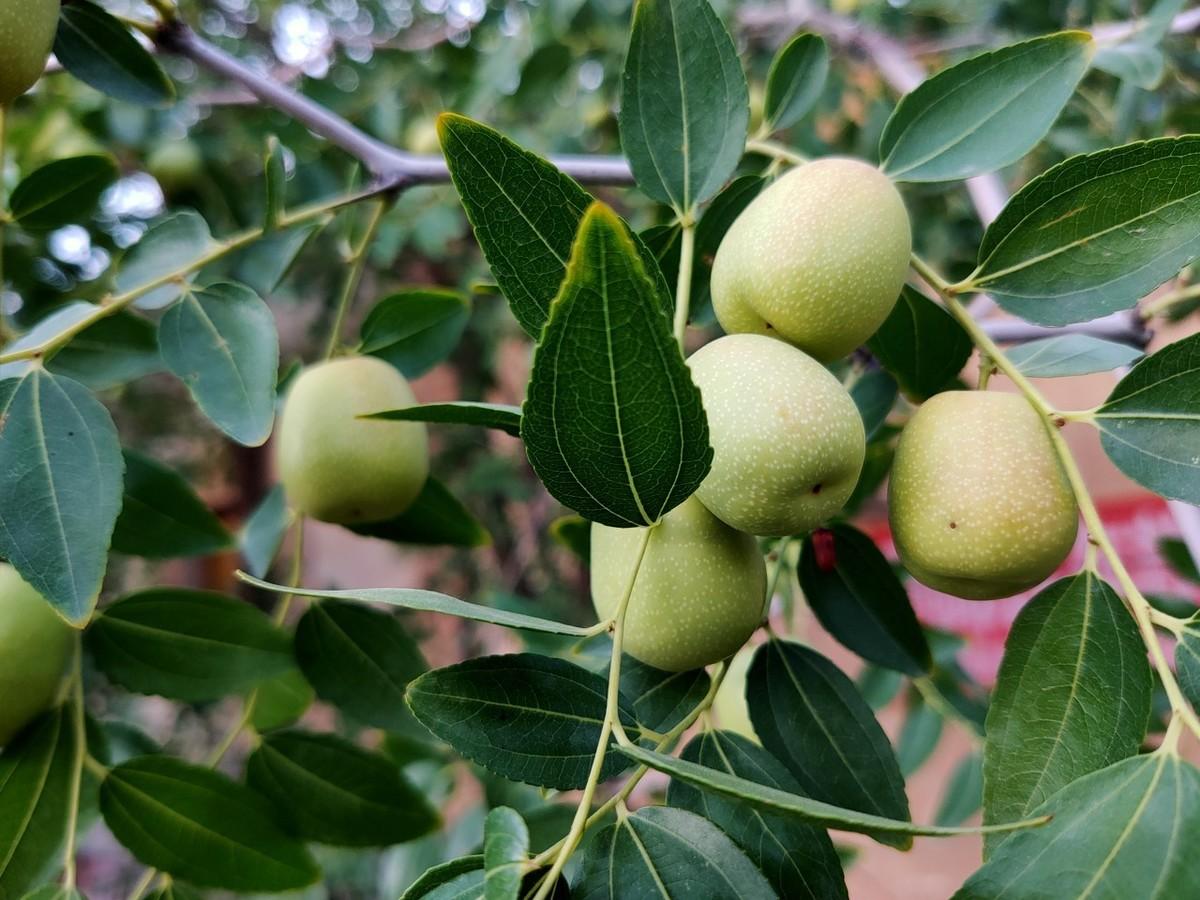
(867, 497), (1200, 685)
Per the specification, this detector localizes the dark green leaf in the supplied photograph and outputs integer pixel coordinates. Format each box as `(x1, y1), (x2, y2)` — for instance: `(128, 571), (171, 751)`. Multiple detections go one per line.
(294, 600), (427, 732)
(54, 1), (174, 105)
(240, 486), (292, 579)
(87, 589), (294, 701)
(866, 286), (972, 401)
(483, 807), (528, 900)
(747, 639), (911, 847)
(982, 573), (1152, 855)
(619, 656), (710, 733)
(117, 212), (214, 311)
(401, 856), (486, 900)
(689, 175), (765, 325)
(250, 669), (314, 732)
(857, 665), (903, 710)
(366, 402), (522, 437)
(935, 753), (983, 827)
(764, 33), (829, 131)
(159, 282), (279, 447)
(896, 694), (943, 776)
(247, 731), (439, 847)
(9, 156), (118, 229)
(969, 137), (1200, 325)
(45, 312), (162, 390)
(668, 731), (847, 900)
(350, 477), (491, 548)
(548, 514), (590, 562)
(1176, 623), (1200, 712)
(522, 203), (711, 527)
(406, 653), (637, 789)
(575, 806), (773, 899)
(0, 370), (123, 624)
(111, 450), (232, 559)
(1006, 334), (1144, 377)
(1160, 537), (1200, 585)
(799, 525), (931, 676)
(100, 756), (319, 890)
(619, 0), (749, 212)
(850, 370), (898, 441)
(880, 33), (1093, 182)
(1095, 333), (1200, 504)
(361, 290), (471, 379)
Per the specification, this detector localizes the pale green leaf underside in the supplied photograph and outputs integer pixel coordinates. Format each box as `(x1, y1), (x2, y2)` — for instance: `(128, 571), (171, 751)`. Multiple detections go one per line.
(1006, 334), (1143, 378)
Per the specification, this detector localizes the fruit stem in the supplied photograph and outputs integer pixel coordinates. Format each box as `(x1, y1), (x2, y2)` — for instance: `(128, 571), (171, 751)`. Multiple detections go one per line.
(323, 197), (389, 360)
(673, 223), (696, 346)
(124, 867), (158, 900)
(744, 139), (808, 167)
(61, 639), (87, 890)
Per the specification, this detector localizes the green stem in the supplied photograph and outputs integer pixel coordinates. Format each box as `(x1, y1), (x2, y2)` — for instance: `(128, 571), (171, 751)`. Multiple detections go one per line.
(1140, 281), (1200, 320)
(672, 223), (696, 346)
(744, 139), (808, 167)
(61, 639), (87, 890)
(125, 867), (158, 900)
(323, 198), (388, 360)
(0, 103), (11, 345)
(913, 675), (983, 742)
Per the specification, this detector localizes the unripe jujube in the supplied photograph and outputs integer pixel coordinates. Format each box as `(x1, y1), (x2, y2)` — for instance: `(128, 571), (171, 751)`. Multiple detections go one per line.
(0, 0), (60, 106)
(277, 356), (429, 524)
(688, 334), (865, 537)
(710, 158), (911, 362)
(888, 391), (1079, 600)
(0, 564), (74, 746)
(591, 497), (766, 672)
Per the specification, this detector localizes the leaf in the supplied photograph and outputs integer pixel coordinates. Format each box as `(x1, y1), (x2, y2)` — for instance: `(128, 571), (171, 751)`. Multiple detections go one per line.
(747, 639), (911, 848)
(9, 156), (118, 230)
(0, 709), (79, 899)
(798, 525), (931, 676)
(936, 753), (984, 827)
(522, 203), (711, 527)
(366, 402), (522, 437)
(361, 290), (471, 379)
(100, 756), (320, 891)
(850, 369), (898, 441)
(764, 33), (829, 132)
(620, 656), (711, 733)
(968, 137), (1200, 326)
(45, 313), (162, 390)
(87, 589), (294, 701)
(240, 486), (293, 579)
(866, 286), (972, 401)
(406, 653), (637, 789)
(54, 1), (175, 105)
(21, 887), (87, 900)
(688, 175), (766, 324)
(117, 212), (215, 311)
(294, 600), (428, 732)
(111, 450), (232, 558)
(0, 303), (100, 382)
(1093, 42), (1165, 89)
(250, 669), (314, 732)
(0, 370), (123, 624)
(401, 857), (486, 900)
(243, 574), (594, 637)
(621, 744), (1041, 841)
(246, 731), (439, 847)
(880, 33), (1093, 182)
(233, 224), (321, 296)
(1159, 537), (1200, 585)
(548, 514), (590, 562)
(956, 754), (1200, 898)
(619, 0), (749, 213)
(1176, 623), (1200, 712)
(482, 807), (528, 900)
(982, 573), (1152, 855)
(667, 731), (847, 900)
(437, 114), (669, 337)
(350, 477), (491, 548)
(575, 806), (774, 899)
(1095, 333), (1200, 504)
(1006, 334), (1144, 378)
(895, 694), (943, 777)
(159, 282), (279, 447)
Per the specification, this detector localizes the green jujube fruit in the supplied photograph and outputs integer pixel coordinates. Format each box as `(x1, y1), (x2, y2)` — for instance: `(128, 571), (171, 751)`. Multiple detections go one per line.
(688, 334), (866, 537)
(0, 564), (74, 746)
(710, 157), (911, 362)
(277, 356), (429, 525)
(0, 0), (60, 106)
(888, 391), (1079, 600)
(591, 497), (767, 672)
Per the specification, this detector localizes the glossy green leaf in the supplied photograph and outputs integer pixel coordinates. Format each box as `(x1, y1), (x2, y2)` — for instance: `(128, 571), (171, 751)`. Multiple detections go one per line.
(159, 282), (279, 447)
(0, 370), (123, 624)
(866, 286), (972, 401)
(620, 656), (710, 733)
(764, 33), (829, 131)
(1007, 334), (1144, 377)
(957, 754), (1200, 898)
(1095, 333), (1200, 504)
(747, 639), (911, 848)
(54, 1), (175, 105)
(799, 524), (931, 676)
(350, 477), (491, 548)
(619, 0), (749, 213)
(406, 653), (637, 789)
(45, 312), (162, 390)
(0, 709), (79, 899)
(111, 450), (232, 558)
(87, 589), (294, 701)
(850, 369), (898, 441)
(880, 33), (1092, 182)
(576, 806), (774, 899)
(118, 212), (215, 311)
(1176, 623), (1200, 711)
(969, 137), (1200, 325)
(247, 731), (439, 847)
(522, 203), (711, 527)
(668, 731), (847, 900)
(250, 669), (314, 732)
(982, 573), (1152, 855)
(240, 486), (292, 579)
(401, 857), (486, 900)
(896, 694), (943, 776)
(294, 600), (427, 732)
(10, 156), (118, 230)
(244, 574), (593, 637)
(483, 807), (528, 900)
(100, 756), (319, 891)
(361, 290), (471, 378)
(366, 402), (522, 437)
(935, 753), (984, 827)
